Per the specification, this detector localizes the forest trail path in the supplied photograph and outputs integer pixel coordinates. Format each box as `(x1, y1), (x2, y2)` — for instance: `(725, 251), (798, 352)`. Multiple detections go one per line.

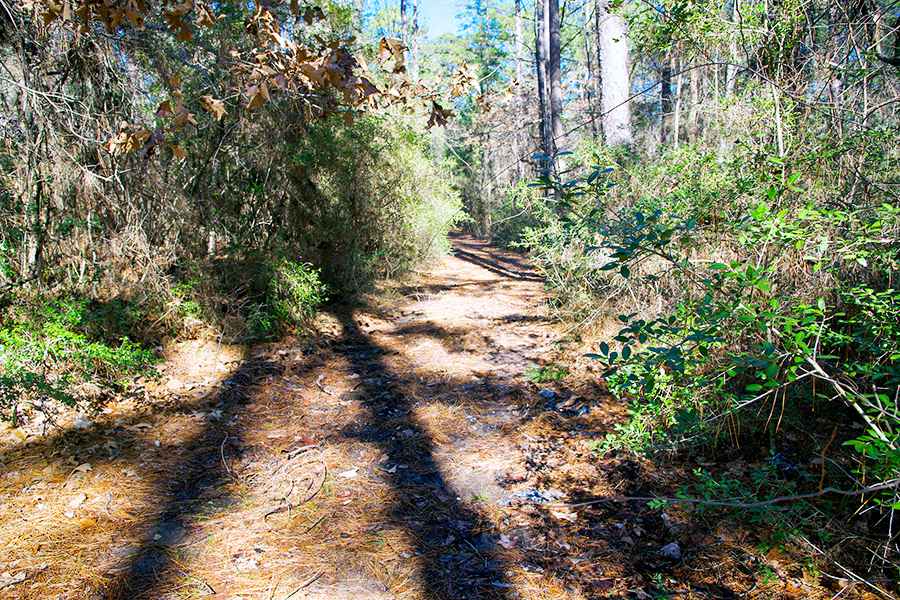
(5, 235), (616, 600)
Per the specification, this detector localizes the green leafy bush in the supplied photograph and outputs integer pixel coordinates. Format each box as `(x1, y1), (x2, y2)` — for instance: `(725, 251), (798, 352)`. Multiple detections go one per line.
(522, 142), (899, 508)
(0, 297), (157, 420)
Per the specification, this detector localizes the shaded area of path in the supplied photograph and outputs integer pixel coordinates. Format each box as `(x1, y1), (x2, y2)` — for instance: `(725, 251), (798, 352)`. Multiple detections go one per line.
(449, 234), (543, 282)
(336, 314), (513, 599)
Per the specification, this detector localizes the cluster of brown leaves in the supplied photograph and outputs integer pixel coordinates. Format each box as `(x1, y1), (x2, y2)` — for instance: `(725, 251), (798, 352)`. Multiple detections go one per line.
(21, 0), (477, 157)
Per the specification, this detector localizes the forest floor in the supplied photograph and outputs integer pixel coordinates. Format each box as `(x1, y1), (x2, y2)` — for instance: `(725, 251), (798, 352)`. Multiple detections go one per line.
(0, 236), (876, 599)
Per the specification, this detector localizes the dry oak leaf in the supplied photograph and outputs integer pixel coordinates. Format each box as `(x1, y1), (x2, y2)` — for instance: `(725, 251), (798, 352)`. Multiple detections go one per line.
(106, 127), (151, 156)
(199, 95), (227, 120)
(172, 106), (197, 129)
(450, 62), (478, 97)
(195, 2), (217, 28)
(427, 101), (452, 128)
(378, 37), (407, 74)
(156, 100), (174, 117)
(246, 82), (270, 110)
(302, 6), (326, 24)
(170, 144), (187, 160)
(164, 10), (193, 41)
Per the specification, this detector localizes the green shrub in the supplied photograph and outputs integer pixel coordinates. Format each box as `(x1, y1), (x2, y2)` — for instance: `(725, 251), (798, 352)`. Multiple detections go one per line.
(523, 145), (899, 506)
(266, 260), (327, 334)
(289, 114), (463, 292)
(0, 297), (157, 420)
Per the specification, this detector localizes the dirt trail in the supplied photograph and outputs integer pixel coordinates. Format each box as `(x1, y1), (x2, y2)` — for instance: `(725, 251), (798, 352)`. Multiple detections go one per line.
(1, 236), (849, 600)
(0, 236), (572, 599)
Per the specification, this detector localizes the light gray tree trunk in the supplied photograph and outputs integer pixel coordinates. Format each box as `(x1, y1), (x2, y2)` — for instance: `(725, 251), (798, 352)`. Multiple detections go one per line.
(689, 63), (701, 141)
(410, 0), (419, 78)
(660, 57), (672, 145)
(597, 0), (632, 146)
(547, 0), (563, 146)
(513, 0), (524, 178)
(535, 0), (552, 176)
(547, 0), (564, 167)
(585, 4), (600, 137)
(725, 0), (739, 97)
(514, 0), (524, 83)
(400, 0), (408, 70)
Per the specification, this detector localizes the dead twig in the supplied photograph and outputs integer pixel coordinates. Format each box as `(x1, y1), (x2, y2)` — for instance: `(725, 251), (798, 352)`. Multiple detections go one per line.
(819, 425), (839, 493)
(549, 478), (900, 510)
(316, 373), (335, 396)
(283, 570), (324, 599)
(220, 434), (234, 480)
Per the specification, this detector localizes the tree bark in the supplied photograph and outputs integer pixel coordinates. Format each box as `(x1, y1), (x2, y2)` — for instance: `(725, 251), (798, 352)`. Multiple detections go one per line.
(673, 65), (683, 148)
(513, 0), (524, 178)
(514, 0), (524, 84)
(410, 0), (419, 79)
(400, 0), (407, 39)
(585, 4), (599, 137)
(725, 0), (739, 97)
(547, 0), (564, 167)
(535, 0), (552, 176)
(689, 62), (701, 141)
(597, 0), (632, 146)
(660, 58), (672, 145)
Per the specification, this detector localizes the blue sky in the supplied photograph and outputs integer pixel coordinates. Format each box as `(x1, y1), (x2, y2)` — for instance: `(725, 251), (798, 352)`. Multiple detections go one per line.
(419, 1), (460, 38)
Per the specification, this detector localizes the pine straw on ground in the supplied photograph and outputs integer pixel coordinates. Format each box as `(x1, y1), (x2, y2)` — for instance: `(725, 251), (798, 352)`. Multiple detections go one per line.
(0, 236), (890, 600)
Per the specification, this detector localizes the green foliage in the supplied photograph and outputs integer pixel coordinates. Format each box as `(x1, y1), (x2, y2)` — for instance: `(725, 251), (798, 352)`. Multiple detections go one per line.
(244, 259), (326, 339)
(489, 183), (555, 249)
(289, 114), (463, 291)
(525, 363), (569, 383)
(522, 139), (899, 496)
(0, 297), (157, 419)
(270, 260), (328, 326)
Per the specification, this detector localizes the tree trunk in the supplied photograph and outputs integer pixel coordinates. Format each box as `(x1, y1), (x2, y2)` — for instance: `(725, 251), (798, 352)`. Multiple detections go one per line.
(660, 58), (672, 145)
(597, 0), (632, 146)
(513, 0), (524, 178)
(673, 64), (683, 148)
(400, 0), (408, 69)
(535, 0), (552, 176)
(725, 0), (739, 97)
(547, 0), (564, 168)
(353, 0), (364, 32)
(410, 0), (419, 79)
(689, 62), (701, 141)
(585, 4), (599, 137)
(514, 0), (524, 84)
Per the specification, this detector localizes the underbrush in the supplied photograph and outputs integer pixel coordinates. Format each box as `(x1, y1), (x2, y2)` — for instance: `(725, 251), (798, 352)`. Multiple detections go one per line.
(0, 256), (328, 425)
(0, 297), (157, 422)
(168, 257), (327, 341)
(510, 137), (899, 587)
(1, 110), (460, 425)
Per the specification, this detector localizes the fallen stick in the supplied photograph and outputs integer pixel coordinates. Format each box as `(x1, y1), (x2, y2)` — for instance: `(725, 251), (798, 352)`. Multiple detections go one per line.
(546, 479), (900, 510)
(283, 570), (324, 599)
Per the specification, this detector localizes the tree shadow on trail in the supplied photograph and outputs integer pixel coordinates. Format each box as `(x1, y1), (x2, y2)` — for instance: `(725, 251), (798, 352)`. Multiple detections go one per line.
(451, 247), (543, 282)
(104, 356), (288, 598)
(336, 311), (514, 600)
